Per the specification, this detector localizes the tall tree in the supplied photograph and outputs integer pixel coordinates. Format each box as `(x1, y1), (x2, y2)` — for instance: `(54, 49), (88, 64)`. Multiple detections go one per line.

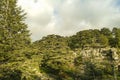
(100, 28), (112, 38)
(0, 0), (31, 62)
(112, 28), (120, 47)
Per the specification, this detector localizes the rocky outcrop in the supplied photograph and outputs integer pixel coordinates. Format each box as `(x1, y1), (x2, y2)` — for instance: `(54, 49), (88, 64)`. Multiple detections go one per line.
(75, 47), (120, 70)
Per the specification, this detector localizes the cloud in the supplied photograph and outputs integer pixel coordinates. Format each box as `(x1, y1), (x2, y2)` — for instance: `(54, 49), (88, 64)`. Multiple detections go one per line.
(17, 0), (120, 41)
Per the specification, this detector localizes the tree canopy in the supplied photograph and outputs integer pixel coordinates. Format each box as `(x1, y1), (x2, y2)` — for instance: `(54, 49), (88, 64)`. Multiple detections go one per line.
(0, 0), (120, 80)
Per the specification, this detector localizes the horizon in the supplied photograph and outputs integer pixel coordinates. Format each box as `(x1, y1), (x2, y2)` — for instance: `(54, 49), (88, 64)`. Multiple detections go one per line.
(17, 0), (120, 41)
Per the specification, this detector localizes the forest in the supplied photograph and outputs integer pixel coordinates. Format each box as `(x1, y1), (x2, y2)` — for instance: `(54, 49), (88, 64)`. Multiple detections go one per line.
(0, 0), (120, 80)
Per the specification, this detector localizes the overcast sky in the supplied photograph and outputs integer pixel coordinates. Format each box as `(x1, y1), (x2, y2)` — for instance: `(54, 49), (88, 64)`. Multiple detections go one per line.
(17, 0), (120, 41)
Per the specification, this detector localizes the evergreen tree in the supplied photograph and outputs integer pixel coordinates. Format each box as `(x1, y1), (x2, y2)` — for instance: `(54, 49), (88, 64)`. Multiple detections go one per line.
(100, 28), (112, 38)
(0, 0), (31, 62)
(112, 28), (120, 47)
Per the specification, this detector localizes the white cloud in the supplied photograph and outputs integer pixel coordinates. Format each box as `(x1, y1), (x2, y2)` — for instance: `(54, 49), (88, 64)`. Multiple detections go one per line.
(17, 0), (120, 41)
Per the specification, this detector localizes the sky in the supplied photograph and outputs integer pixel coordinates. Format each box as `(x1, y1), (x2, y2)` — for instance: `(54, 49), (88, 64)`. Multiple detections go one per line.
(17, 0), (120, 41)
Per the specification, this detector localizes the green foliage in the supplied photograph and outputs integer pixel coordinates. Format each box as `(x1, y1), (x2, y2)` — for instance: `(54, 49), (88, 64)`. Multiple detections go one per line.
(33, 34), (70, 55)
(112, 28), (120, 47)
(69, 27), (120, 49)
(0, 0), (120, 80)
(0, 69), (22, 80)
(40, 52), (75, 80)
(0, 0), (31, 62)
(100, 28), (112, 38)
(68, 29), (109, 49)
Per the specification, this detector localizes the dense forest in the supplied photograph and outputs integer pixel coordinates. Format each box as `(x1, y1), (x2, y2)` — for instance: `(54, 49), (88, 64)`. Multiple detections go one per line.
(0, 0), (120, 80)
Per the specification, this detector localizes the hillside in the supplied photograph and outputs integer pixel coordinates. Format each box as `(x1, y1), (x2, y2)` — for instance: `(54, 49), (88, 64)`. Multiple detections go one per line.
(1, 0), (120, 79)
(1, 29), (120, 80)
